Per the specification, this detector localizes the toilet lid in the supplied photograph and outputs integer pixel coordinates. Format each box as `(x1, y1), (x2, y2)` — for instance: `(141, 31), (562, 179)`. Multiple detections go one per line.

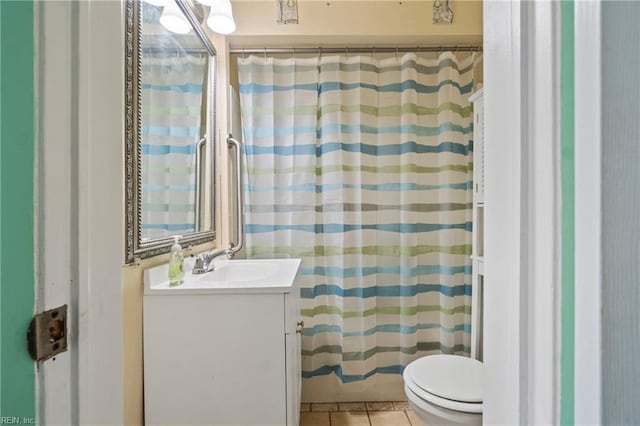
(407, 355), (483, 403)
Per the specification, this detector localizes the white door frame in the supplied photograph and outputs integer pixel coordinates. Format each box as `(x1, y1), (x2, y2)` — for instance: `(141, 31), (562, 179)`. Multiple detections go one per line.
(35, 2), (76, 423)
(36, 1), (125, 424)
(574, 1), (602, 424)
(36, 0), (576, 424)
(483, 1), (561, 424)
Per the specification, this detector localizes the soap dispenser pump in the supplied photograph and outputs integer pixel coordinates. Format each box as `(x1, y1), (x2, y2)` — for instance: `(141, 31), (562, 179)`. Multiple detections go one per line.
(168, 236), (184, 286)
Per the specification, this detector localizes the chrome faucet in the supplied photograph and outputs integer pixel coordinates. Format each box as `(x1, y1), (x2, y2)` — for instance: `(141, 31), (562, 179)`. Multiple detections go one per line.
(192, 246), (233, 274)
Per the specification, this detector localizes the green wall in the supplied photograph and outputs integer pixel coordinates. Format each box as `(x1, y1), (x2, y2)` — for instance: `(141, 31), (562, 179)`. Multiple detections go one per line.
(560, 1), (575, 424)
(0, 0), (36, 420)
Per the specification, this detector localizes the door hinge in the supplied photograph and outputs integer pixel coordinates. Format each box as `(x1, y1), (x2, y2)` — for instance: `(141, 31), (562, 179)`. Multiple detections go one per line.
(27, 305), (68, 362)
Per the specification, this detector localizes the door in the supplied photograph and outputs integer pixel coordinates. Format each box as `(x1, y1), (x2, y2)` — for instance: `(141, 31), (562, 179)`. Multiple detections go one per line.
(0, 1), (36, 422)
(34, 1), (77, 423)
(35, 1), (126, 424)
(0, 1), (81, 422)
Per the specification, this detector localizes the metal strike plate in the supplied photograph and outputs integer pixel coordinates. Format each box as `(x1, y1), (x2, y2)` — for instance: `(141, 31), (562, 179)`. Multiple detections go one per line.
(27, 305), (68, 362)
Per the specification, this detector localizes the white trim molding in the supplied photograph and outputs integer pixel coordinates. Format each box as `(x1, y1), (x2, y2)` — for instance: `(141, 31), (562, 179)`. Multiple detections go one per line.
(483, 1), (524, 422)
(76, 1), (125, 423)
(483, 1), (561, 423)
(35, 1), (78, 423)
(525, 1), (561, 424)
(574, 1), (602, 424)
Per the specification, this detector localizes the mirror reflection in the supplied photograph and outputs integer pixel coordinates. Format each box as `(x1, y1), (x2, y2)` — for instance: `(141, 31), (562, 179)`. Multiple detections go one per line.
(141, 1), (212, 240)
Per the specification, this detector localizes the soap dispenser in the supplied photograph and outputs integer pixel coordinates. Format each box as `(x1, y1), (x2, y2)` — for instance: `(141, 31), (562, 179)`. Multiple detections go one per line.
(168, 236), (184, 286)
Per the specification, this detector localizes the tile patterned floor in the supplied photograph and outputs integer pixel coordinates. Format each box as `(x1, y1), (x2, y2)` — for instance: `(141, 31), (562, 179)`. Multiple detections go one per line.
(300, 402), (424, 426)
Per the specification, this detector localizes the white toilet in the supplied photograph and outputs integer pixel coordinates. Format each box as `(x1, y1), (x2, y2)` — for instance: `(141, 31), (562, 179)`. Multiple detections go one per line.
(403, 354), (482, 425)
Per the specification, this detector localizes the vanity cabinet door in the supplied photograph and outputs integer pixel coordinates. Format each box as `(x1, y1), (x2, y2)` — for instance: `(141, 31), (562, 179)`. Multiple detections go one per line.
(284, 292), (302, 426)
(285, 331), (302, 426)
(144, 293), (287, 425)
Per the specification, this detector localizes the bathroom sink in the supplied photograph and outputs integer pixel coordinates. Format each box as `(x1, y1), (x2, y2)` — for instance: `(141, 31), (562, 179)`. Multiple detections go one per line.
(144, 258), (301, 295)
(193, 260), (279, 283)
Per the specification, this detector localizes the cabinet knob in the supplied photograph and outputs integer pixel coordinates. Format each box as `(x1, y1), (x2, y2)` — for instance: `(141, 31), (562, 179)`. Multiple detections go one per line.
(296, 320), (304, 334)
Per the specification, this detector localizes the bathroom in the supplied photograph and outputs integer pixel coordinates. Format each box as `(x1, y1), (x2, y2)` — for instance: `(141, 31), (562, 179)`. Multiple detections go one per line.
(2, 0), (638, 425)
(138, 0), (483, 424)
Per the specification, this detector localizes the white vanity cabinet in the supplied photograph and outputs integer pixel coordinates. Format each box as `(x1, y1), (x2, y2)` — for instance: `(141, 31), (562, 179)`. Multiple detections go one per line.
(143, 259), (302, 426)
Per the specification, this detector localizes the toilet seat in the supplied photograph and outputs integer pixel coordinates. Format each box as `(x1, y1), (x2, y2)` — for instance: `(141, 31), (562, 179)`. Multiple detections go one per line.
(403, 355), (483, 414)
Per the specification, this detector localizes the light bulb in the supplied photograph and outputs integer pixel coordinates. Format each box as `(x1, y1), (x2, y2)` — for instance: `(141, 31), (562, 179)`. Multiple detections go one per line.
(159, 2), (191, 34)
(206, 0), (237, 35)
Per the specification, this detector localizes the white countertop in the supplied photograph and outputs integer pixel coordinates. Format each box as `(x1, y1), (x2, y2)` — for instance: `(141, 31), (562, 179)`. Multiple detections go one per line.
(144, 257), (302, 295)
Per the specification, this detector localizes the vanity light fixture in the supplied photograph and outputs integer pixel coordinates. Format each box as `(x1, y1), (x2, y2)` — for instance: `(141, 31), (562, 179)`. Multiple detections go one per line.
(205, 0), (237, 35)
(197, 0), (237, 34)
(276, 0), (298, 24)
(159, 1), (192, 34)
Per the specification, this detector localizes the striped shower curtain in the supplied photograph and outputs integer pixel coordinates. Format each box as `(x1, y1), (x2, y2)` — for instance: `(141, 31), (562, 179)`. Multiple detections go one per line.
(238, 52), (477, 394)
(140, 53), (207, 240)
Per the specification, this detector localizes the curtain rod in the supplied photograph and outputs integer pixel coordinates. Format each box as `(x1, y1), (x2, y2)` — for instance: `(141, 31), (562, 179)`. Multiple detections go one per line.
(229, 45), (483, 55)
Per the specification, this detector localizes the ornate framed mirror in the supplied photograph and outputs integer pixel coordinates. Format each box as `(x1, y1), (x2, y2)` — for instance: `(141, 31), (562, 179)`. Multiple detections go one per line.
(125, 0), (217, 263)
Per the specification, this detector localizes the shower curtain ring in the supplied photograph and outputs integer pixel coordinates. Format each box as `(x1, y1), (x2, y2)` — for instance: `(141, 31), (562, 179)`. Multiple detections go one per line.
(371, 46), (376, 58)
(395, 47), (399, 60)
(264, 47), (267, 59)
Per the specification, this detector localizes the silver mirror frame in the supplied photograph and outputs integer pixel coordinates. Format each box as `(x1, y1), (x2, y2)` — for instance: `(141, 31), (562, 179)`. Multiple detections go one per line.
(125, 0), (217, 264)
